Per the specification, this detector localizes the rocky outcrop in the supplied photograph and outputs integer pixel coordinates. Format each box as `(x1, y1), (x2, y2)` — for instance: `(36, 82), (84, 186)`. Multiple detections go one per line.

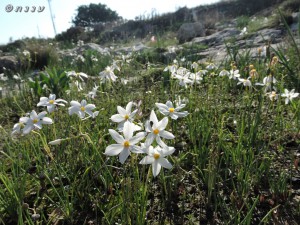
(177, 22), (205, 44)
(191, 28), (240, 46)
(58, 43), (111, 57)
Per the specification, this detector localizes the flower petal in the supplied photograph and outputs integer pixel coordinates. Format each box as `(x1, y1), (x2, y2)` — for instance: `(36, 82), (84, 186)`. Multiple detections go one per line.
(129, 132), (147, 145)
(105, 144), (123, 156)
(123, 121), (134, 140)
(145, 133), (155, 146)
(23, 124), (34, 134)
(42, 117), (53, 124)
(117, 106), (127, 116)
(139, 155), (154, 164)
(158, 158), (172, 169)
(157, 117), (168, 130)
(152, 160), (161, 177)
(119, 148), (130, 164)
(125, 102), (133, 113)
(109, 129), (124, 144)
(159, 130), (175, 139)
(30, 110), (38, 120)
(70, 100), (81, 107)
(149, 110), (158, 125)
(37, 111), (47, 120)
(111, 114), (124, 123)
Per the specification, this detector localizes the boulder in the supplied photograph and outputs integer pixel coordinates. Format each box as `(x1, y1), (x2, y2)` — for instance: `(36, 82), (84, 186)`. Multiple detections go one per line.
(0, 56), (18, 73)
(177, 22), (205, 44)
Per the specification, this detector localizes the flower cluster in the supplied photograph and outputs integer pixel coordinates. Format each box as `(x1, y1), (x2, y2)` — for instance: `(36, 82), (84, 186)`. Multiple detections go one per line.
(105, 100), (188, 177)
(12, 110), (53, 135)
(164, 58), (299, 104)
(12, 94), (98, 136)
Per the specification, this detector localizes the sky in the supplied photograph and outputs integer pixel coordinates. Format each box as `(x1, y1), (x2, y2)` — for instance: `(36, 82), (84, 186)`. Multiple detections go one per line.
(0, 0), (220, 45)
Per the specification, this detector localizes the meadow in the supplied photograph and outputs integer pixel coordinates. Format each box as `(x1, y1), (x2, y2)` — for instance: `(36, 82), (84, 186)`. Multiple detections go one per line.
(1, 12), (300, 225)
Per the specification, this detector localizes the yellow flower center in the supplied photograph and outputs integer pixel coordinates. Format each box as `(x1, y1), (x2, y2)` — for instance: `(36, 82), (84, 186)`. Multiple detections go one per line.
(153, 153), (160, 160)
(80, 106), (85, 111)
(33, 119), (38, 124)
(49, 100), (55, 104)
(169, 108), (175, 113)
(249, 64), (254, 70)
(123, 141), (130, 148)
(124, 114), (129, 120)
(153, 129), (159, 135)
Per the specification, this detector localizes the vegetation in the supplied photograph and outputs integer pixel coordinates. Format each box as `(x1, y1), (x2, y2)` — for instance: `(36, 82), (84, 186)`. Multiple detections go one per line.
(72, 3), (120, 27)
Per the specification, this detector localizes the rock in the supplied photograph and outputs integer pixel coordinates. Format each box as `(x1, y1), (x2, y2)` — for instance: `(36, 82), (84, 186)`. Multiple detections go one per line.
(191, 28), (240, 46)
(252, 29), (284, 44)
(177, 22), (205, 44)
(77, 43), (111, 55)
(0, 56), (19, 73)
(116, 42), (149, 53)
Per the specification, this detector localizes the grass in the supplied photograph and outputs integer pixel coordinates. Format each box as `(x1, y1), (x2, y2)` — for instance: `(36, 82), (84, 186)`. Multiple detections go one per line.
(1, 13), (300, 225)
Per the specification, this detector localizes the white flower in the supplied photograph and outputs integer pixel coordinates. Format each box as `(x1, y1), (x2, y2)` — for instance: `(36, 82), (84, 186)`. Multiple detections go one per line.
(0, 73), (8, 81)
(237, 78), (252, 87)
(174, 74), (193, 88)
(105, 121), (146, 164)
(164, 64), (178, 74)
(189, 72), (203, 84)
(68, 100), (96, 119)
(145, 110), (175, 147)
(110, 101), (140, 131)
(281, 89), (299, 104)
(121, 78), (129, 85)
(76, 55), (85, 62)
(139, 145), (174, 177)
(66, 71), (88, 81)
(255, 75), (276, 92)
(74, 80), (83, 92)
(266, 91), (278, 101)
(219, 69), (230, 77)
(99, 66), (118, 83)
(197, 70), (208, 76)
(191, 62), (199, 70)
(206, 63), (216, 70)
(37, 94), (67, 113)
(86, 85), (99, 99)
(22, 110), (53, 134)
(23, 50), (30, 57)
(91, 55), (98, 62)
(155, 100), (188, 120)
(240, 27), (248, 36)
(13, 73), (22, 81)
(11, 119), (26, 135)
(229, 69), (240, 80)
(174, 95), (188, 106)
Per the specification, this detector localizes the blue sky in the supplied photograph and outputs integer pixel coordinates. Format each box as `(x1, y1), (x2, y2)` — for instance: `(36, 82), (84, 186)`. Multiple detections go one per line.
(0, 0), (220, 44)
